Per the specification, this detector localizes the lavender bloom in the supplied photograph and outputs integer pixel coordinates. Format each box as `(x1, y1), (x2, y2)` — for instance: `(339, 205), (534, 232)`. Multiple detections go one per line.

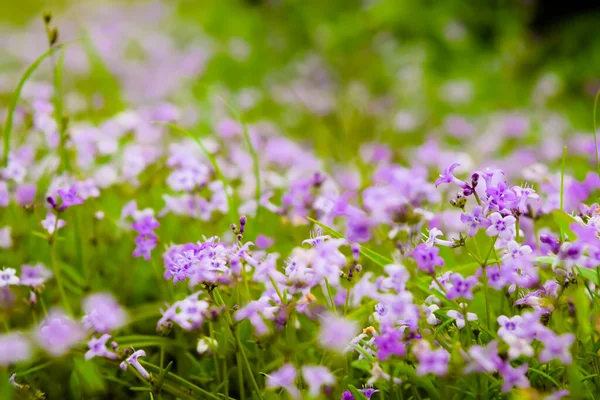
(85, 334), (118, 360)
(463, 341), (502, 373)
(460, 206), (490, 237)
(503, 334), (533, 360)
(446, 273), (478, 300)
(435, 163), (468, 188)
(15, 183), (36, 206)
(486, 212), (516, 241)
(416, 347), (450, 376)
(486, 264), (508, 290)
(120, 349), (150, 379)
(266, 364), (300, 399)
(56, 186), (84, 210)
(425, 228), (454, 247)
(19, 264), (52, 287)
(255, 234), (274, 249)
(41, 212), (66, 235)
(499, 362), (530, 392)
(374, 329), (406, 361)
(133, 235), (157, 261)
(0, 333), (32, 365)
(0, 182), (8, 207)
(132, 215), (160, 236)
(0, 268), (19, 287)
(82, 293), (128, 333)
(412, 244), (444, 274)
(538, 332), (575, 364)
(302, 366), (336, 397)
(497, 315), (524, 339)
(341, 388), (380, 399)
(319, 313), (358, 353)
(36, 310), (85, 356)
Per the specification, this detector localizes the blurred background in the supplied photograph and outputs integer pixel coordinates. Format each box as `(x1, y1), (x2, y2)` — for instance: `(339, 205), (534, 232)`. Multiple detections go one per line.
(1, 0), (600, 171)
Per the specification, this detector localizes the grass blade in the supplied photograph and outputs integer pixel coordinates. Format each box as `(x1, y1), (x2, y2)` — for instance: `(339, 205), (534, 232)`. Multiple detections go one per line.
(3, 44), (66, 166)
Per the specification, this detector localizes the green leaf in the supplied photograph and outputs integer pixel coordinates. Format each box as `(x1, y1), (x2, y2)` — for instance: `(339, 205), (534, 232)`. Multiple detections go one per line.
(535, 256), (556, 264)
(348, 385), (369, 400)
(574, 283), (592, 341)
(551, 210), (577, 241)
(350, 358), (371, 373)
(578, 267), (600, 286)
(2, 44), (68, 166)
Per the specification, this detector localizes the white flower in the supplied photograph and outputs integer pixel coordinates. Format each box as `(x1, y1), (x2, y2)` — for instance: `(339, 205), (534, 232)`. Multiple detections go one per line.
(197, 337), (218, 354)
(0, 268), (20, 287)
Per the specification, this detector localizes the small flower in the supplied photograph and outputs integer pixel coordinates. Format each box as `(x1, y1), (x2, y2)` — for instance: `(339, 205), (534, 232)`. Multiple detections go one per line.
(36, 310), (84, 356)
(197, 337), (218, 354)
(41, 212), (66, 235)
(0, 226), (12, 248)
(56, 185), (84, 210)
(412, 244), (444, 274)
(460, 206), (490, 237)
(319, 313), (358, 353)
(416, 346), (450, 376)
(503, 334), (533, 360)
(447, 306), (478, 330)
(425, 228), (454, 247)
(266, 364), (300, 399)
(302, 366), (336, 397)
(120, 349), (150, 379)
(19, 264), (52, 287)
(82, 293), (128, 333)
(486, 212), (516, 241)
(0, 268), (19, 287)
(85, 334), (118, 360)
(538, 332), (575, 364)
(374, 329), (406, 361)
(435, 163), (468, 188)
(463, 341), (502, 373)
(446, 273), (478, 300)
(0, 333), (31, 365)
(499, 362), (530, 392)
(497, 315), (523, 339)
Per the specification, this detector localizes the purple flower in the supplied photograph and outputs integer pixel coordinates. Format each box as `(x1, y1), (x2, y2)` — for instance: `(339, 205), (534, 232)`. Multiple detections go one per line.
(85, 334), (118, 360)
(0, 333), (32, 365)
(538, 332), (575, 364)
(82, 293), (128, 333)
(255, 234), (274, 249)
(41, 212), (66, 235)
(15, 183), (36, 206)
(345, 214), (372, 243)
(319, 313), (358, 353)
(374, 329), (406, 361)
(302, 366), (336, 397)
(416, 347), (450, 376)
(463, 341), (502, 373)
(133, 235), (157, 261)
(19, 264), (52, 287)
(36, 310), (85, 356)
(56, 186), (84, 211)
(446, 273), (478, 300)
(412, 244), (444, 274)
(266, 364), (299, 399)
(499, 362), (530, 392)
(435, 163), (467, 188)
(486, 212), (516, 241)
(486, 264), (508, 290)
(132, 215), (160, 236)
(120, 349), (150, 379)
(460, 206), (490, 237)
(341, 388), (380, 399)
(497, 315), (523, 339)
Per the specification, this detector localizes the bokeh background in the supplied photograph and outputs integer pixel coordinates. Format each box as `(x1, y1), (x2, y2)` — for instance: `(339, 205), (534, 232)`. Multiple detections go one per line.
(1, 0), (599, 166)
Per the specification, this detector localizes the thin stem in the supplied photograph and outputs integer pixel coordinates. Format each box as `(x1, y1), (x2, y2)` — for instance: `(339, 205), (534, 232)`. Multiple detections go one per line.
(324, 278), (337, 314)
(50, 215), (71, 314)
